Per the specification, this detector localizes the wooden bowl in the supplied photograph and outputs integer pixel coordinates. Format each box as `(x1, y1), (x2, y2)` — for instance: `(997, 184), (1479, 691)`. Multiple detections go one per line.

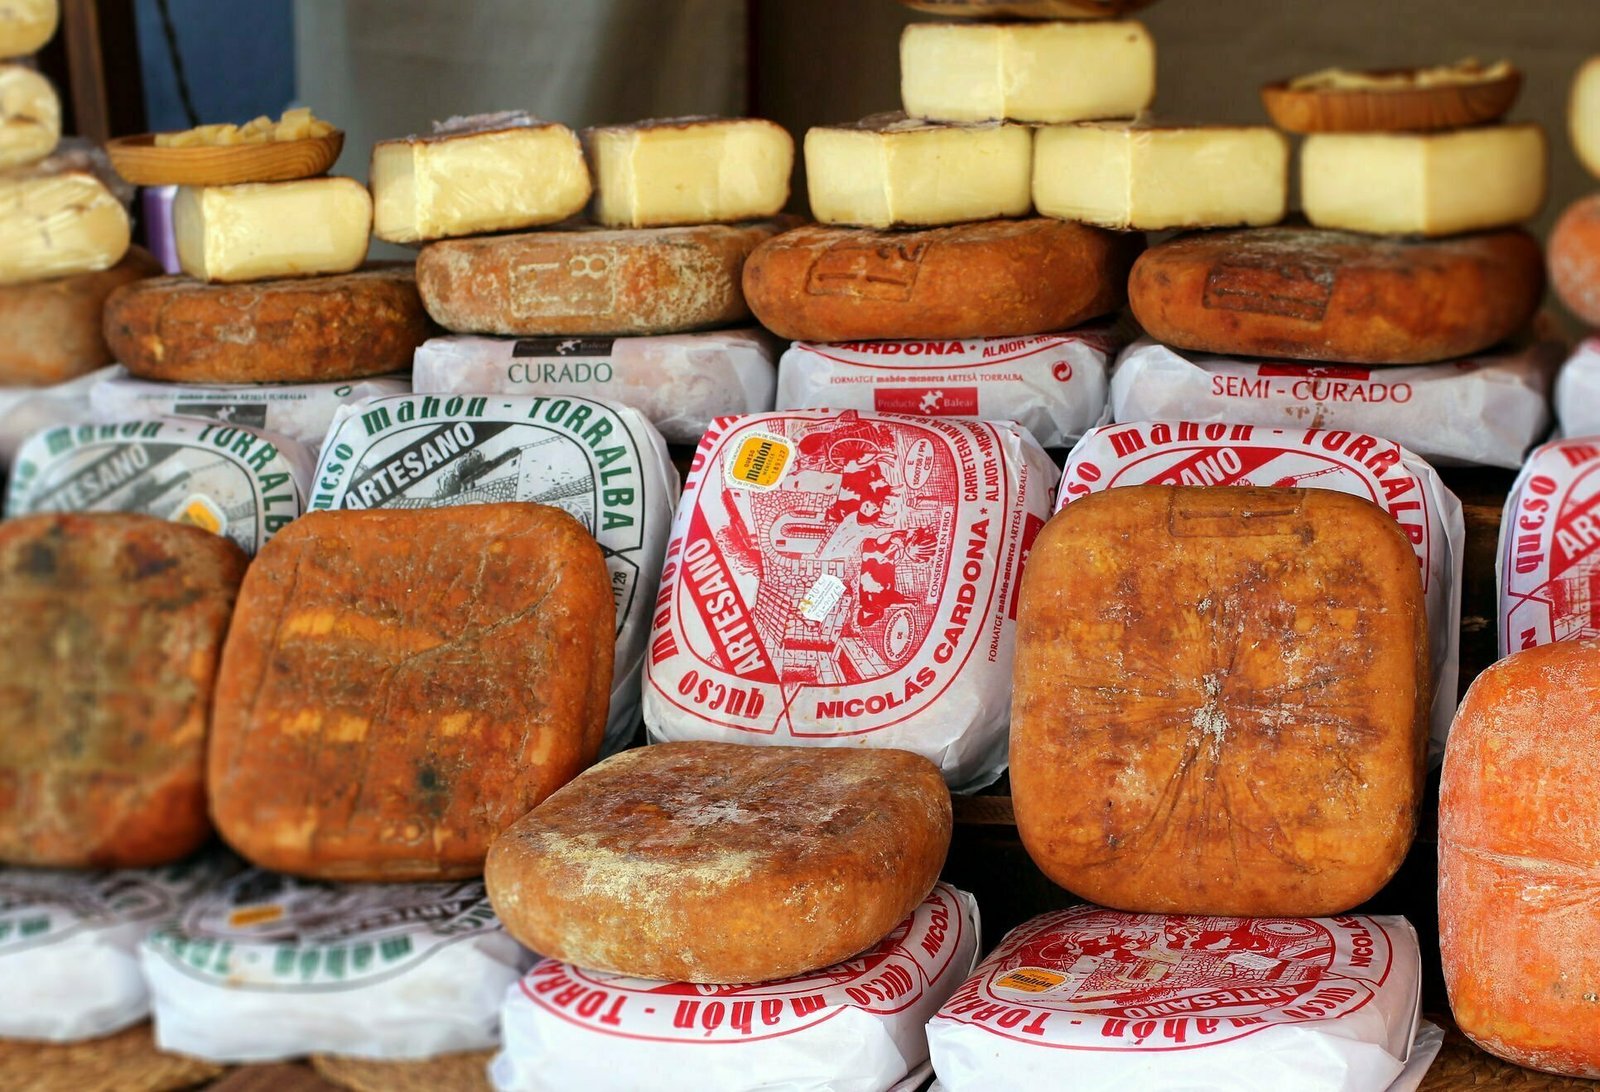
(106, 129), (344, 187)
(1261, 69), (1521, 133)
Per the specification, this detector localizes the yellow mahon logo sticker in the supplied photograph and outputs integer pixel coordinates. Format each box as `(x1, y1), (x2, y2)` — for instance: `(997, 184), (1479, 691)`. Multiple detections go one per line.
(725, 432), (793, 491)
(994, 967), (1068, 994)
(227, 903), (284, 928)
(174, 494), (227, 536)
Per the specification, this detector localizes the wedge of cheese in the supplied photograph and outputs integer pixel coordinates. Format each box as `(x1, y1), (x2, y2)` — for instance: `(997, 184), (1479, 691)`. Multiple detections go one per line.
(371, 112), (591, 244)
(0, 0), (57, 59)
(584, 117), (792, 228)
(0, 64), (56, 168)
(0, 170), (128, 286)
(805, 113), (1032, 229)
(1035, 121), (1288, 230)
(1570, 57), (1600, 180)
(901, 21), (1155, 124)
(1302, 124), (1547, 236)
(174, 177), (372, 283)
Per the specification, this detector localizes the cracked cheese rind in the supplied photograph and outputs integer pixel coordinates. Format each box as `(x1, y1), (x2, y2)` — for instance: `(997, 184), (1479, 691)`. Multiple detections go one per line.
(585, 116), (793, 228)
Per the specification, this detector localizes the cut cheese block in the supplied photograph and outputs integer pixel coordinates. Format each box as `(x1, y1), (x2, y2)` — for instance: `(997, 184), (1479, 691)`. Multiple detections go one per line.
(371, 112), (590, 244)
(0, 63), (58, 168)
(1013, 485), (1430, 915)
(745, 219), (1140, 342)
(585, 116), (792, 228)
(898, 0), (1155, 14)
(1496, 437), (1600, 655)
(311, 393), (677, 754)
(493, 883), (979, 1092)
(484, 741), (952, 983)
(1439, 642), (1600, 1079)
(1548, 193), (1600, 326)
(777, 324), (1125, 448)
(927, 907), (1423, 1092)
(1110, 337), (1560, 471)
(1571, 57), (1600, 181)
(1555, 337), (1600, 439)
(900, 22), (1154, 124)
(0, 0), (57, 58)
(0, 513), (246, 868)
(103, 266), (433, 385)
(805, 113), (1032, 228)
(89, 370), (411, 452)
(4, 417), (313, 555)
(643, 409), (1059, 791)
(1057, 421), (1463, 757)
(141, 871), (533, 1062)
(411, 329), (777, 446)
(1128, 226), (1544, 365)
(174, 178), (372, 283)
(208, 504), (614, 881)
(1034, 120), (1288, 230)
(0, 170), (129, 286)
(1301, 124), (1546, 236)
(0, 246), (161, 386)
(416, 219), (786, 337)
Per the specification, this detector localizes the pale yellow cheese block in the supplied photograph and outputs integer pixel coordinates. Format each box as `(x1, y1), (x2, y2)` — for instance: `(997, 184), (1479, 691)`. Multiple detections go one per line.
(371, 114), (591, 244)
(1570, 57), (1600, 181)
(804, 113), (1032, 228)
(174, 177), (372, 283)
(1034, 120), (1288, 230)
(0, 170), (128, 286)
(0, 0), (57, 59)
(901, 21), (1154, 124)
(584, 116), (793, 228)
(1301, 124), (1546, 236)
(0, 63), (56, 168)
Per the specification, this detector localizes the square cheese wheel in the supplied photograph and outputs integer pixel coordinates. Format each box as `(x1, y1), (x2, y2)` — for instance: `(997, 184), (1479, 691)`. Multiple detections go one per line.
(0, 512), (247, 868)
(1012, 485), (1429, 916)
(208, 504), (615, 881)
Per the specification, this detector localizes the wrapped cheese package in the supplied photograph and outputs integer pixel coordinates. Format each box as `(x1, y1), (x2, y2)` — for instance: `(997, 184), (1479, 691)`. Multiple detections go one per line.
(1553, 337), (1600, 439)
(1496, 436), (1600, 655)
(0, 366), (106, 466)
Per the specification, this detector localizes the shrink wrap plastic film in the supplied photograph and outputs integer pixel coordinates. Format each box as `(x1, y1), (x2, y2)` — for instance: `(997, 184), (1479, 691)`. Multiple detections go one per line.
(0, 366), (107, 465)
(1496, 436), (1600, 655)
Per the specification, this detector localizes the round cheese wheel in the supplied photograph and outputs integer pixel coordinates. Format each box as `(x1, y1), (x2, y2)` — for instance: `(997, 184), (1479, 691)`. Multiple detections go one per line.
(0, 247), (161, 386)
(102, 266), (433, 385)
(1129, 226), (1544, 365)
(1549, 193), (1600, 327)
(1440, 641), (1600, 1078)
(745, 219), (1139, 342)
(415, 220), (790, 337)
(484, 741), (952, 984)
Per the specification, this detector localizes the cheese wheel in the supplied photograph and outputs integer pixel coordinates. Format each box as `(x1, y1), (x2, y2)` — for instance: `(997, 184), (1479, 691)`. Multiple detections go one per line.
(0, 246), (161, 386)
(0, 0), (58, 58)
(1128, 226), (1544, 365)
(484, 741), (952, 984)
(1548, 193), (1600, 327)
(416, 220), (788, 337)
(1570, 57), (1600, 181)
(103, 266), (433, 385)
(0, 64), (58, 169)
(1012, 485), (1429, 916)
(1440, 641), (1600, 1078)
(208, 505), (614, 881)
(0, 513), (246, 868)
(584, 117), (793, 228)
(744, 219), (1140, 342)
(0, 170), (129, 286)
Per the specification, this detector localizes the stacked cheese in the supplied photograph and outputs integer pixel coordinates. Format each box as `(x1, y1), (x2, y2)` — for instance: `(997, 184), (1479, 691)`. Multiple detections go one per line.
(383, 111), (789, 444)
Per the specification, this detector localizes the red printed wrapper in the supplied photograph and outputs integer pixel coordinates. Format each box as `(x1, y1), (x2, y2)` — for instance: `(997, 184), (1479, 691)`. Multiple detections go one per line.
(1056, 421), (1463, 757)
(1496, 436), (1600, 655)
(927, 907), (1422, 1092)
(644, 409), (1059, 791)
(491, 884), (980, 1092)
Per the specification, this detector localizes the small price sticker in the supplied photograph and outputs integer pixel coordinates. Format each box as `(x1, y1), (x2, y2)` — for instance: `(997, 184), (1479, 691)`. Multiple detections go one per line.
(725, 432), (793, 491)
(799, 573), (846, 622)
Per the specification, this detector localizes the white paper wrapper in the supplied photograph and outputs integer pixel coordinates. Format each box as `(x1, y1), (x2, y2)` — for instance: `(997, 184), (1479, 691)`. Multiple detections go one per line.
(412, 329), (778, 445)
(0, 856), (233, 1042)
(927, 907), (1422, 1092)
(776, 326), (1121, 448)
(1553, 338), (1600, 440)
(140, 870), (534, 1063)
(4, 417), (314, 555)
(1109, 337), (1559, 470)
(492, 883), (979, 1092)
(1494, 436), (1600, 655)
(1057, 421), (1464, 756)
(0, 367), (111, 467)
(88, 368), (412, 452)
(644, 409), (1060, 791)
(311, 392), (677, 751)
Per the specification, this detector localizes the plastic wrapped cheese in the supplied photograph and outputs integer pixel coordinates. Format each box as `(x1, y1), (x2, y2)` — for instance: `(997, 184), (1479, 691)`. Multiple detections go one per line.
(0, 366), (107, 466)
(644, 409), (1059, 791)
(492, 883), (978, 1092)
(1057, 421), (1463, 756)
(1111, 337), (1560, 470)
(140, 870), (533, 1063)
(1554, 337), (1600, 439)
(776, 325), (1121, 448)
(311, 392), (676, 751)
(927, 907), (1423, 1092)
(0, 856), (232, 1042)
(89, 369), (411, 452)
(4, 416), (312, 555)
(1496, 436), (1600, 655)
(411, 329), (777, 445)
